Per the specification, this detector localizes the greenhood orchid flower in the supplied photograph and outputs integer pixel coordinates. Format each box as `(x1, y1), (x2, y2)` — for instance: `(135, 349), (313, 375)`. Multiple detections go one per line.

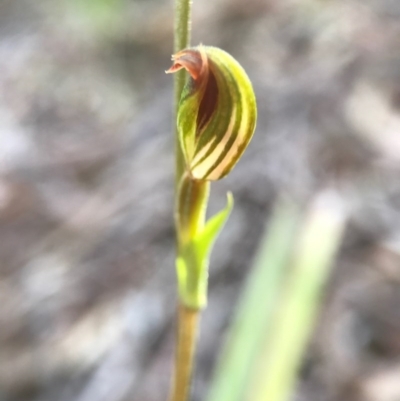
(167, 45), (257, 181)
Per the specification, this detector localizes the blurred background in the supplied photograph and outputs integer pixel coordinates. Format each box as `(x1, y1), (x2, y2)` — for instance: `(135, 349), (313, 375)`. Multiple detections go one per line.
(1, 0), (400, 400)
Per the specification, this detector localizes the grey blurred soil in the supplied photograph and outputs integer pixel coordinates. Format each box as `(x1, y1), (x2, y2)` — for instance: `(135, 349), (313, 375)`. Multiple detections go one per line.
(1, 1), (400, 400)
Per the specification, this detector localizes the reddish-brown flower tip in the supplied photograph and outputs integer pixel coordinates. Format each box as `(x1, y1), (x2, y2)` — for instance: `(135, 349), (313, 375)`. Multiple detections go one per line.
(166, 46), (208, 81)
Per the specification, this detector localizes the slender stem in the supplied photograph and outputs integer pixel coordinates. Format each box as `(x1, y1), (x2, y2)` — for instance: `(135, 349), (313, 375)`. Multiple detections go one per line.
(176, 173), (209, 246)
(175, 175), (210, 309)
(171, 2), (197, 401)
(169, 304), (200, 401)
(174, 0), (192, 190)
(171, 174), (207, 400)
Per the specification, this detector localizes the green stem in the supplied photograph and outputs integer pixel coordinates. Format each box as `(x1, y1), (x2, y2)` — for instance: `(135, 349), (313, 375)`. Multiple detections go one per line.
(171, 1), (198, 401)
(174, 0), (192, 189)
(176, 174), (209, 246)
(175, 174), (210, 309)
(168, 304), (200, 401)
(170, 174), (208, 400)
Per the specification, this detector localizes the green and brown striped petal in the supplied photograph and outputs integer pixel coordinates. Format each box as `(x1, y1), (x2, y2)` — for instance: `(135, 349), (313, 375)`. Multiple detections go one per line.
(167, 45), (257, 181)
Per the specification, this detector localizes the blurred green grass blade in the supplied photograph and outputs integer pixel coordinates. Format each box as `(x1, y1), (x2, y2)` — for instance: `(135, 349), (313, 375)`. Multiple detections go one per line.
(207, 198), (302, 401)
(249, 191), (347, 401)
